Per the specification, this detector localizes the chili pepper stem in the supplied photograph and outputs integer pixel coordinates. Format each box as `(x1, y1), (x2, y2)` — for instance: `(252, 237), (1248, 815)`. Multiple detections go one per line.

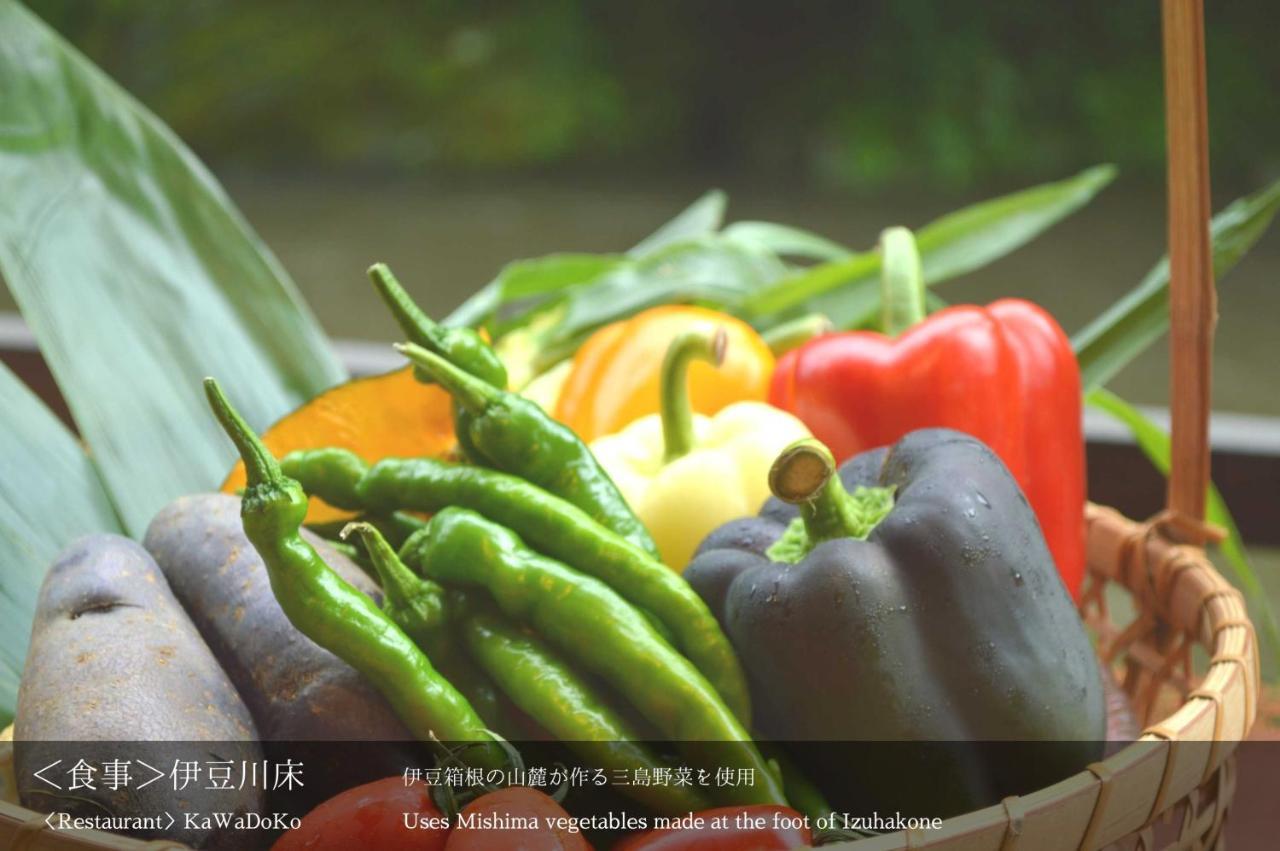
(372, 265), (508, 389)
(769, 439), (894, 547)
(879, 226), (925, 336)
(372, 264), (460, 387)
(660, 327), (727, 463)
(369, 263), (444, 349)
(204, 378), (282, 488)
(342, 521), (427, 600)
(396, 342), (494, 415)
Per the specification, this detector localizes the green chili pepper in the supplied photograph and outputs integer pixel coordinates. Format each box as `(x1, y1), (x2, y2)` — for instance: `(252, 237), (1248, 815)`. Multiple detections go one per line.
(395, 341), (661, 559)
(369, 263), (504, 465)
(377, 510), (431, 548)
(369, 263), (507, 389)
(462, 605), (711, 816)
(318, 537), (369, 571)
(342, 521), (448, 642)
(341, 521), (526, 736)
(280, 448), (750, 724)
(283, 446), (368, 511)
(307, 510), (427, 550)
(204, 378), (504, 768)
(403, 506), (786, 807)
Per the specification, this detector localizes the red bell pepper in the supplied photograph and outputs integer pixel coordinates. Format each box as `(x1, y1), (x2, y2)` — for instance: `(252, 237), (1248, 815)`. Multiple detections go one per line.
(768, 295), (1085, 599)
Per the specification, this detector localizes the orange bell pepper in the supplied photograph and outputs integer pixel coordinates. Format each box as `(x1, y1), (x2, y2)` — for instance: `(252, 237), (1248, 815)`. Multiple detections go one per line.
(554, 306), (775, 442)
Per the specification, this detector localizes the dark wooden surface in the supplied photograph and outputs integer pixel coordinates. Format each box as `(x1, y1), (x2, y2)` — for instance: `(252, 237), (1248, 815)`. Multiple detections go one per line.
(1087, 440), (1280, 547)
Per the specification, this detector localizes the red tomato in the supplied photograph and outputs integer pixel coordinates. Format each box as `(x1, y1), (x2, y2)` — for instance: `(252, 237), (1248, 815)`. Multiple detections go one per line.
(444, 787), (593, 851)
(271, 776), (450, 851)
(615, 805), (812, 850)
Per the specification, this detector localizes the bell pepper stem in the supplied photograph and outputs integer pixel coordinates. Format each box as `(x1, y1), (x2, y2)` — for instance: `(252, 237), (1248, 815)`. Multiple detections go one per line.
(204, 378), (283, 489)
(879, 226), (925, 337)
(343, 521), (446, 631)
(660, 328), (727, 463)
(769, 439), (894, 547)
(396, 342), (495, 415)
(761, 313), (833, 357)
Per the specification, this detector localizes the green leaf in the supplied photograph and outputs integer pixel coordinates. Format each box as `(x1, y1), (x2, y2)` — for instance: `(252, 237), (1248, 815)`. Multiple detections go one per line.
(494, 253), (627, 300)
(0, 1), (345, 535)
(628, 189), (727, 257)
(445, 282), (502, 330)
(475, 228), (792, 362)
(474, 253), (629, 335)
(1085, 388), (1280, 662)
(445, 194), (730, 330)
(925, 291), (950, 313)
(722, 221), (853, 261)
(744, 165), (1118, 323)
(0, 362), (124, 725)
(763, 253), (882, 330)
(552, 238), (787, 347)
(1073, 178), (1280, 391)
(915, 164), (1117, 283)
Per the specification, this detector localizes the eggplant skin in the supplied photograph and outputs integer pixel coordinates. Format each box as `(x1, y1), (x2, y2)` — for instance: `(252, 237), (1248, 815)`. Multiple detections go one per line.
(14, 534), (264, 850)
(143, 493), (412, 743)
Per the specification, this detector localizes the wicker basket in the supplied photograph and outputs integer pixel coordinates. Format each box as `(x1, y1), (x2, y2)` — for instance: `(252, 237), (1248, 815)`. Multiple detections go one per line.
(0, 0), (1260, 848)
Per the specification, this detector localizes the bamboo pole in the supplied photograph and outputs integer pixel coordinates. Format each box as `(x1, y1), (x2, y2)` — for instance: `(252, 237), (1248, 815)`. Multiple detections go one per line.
(1161, 0), (1216, 534)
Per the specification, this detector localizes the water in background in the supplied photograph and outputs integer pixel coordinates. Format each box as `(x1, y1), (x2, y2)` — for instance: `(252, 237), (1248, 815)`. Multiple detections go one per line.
(3, 173), (1277, 413)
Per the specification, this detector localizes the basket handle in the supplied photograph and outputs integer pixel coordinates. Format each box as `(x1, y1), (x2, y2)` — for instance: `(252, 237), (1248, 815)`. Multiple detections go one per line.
(1161, 0), (1216, 539)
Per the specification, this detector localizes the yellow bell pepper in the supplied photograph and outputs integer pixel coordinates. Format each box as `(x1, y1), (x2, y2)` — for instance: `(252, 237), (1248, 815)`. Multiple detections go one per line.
(555, 305), (776, 442)
(590, 327), (810, 570)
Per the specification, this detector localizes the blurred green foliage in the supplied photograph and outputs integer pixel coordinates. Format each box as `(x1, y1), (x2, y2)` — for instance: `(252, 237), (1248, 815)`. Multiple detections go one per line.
(28, 0), (1280, 189)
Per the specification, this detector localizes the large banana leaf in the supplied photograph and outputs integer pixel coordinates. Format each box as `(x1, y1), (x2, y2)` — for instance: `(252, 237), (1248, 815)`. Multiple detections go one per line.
(0, 362), (124, 726)
(0, 1), (345, 535)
